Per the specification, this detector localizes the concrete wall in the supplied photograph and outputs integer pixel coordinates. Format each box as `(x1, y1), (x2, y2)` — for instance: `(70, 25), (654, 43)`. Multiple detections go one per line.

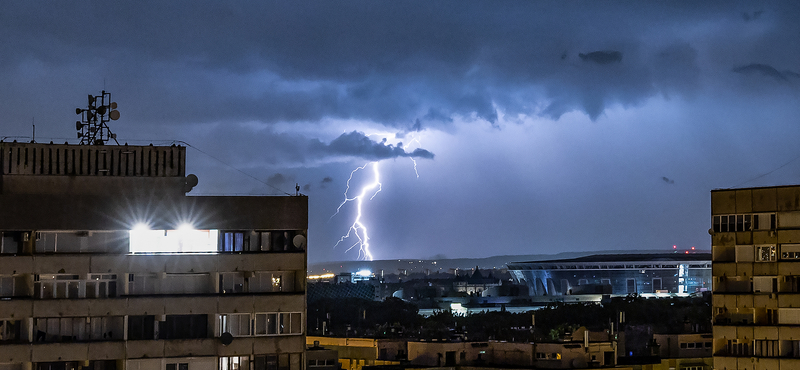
(408, 341), (535, 367)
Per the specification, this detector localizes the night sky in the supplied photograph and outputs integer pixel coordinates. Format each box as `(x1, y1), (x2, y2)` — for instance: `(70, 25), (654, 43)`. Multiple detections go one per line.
(2, 2), (800, 263)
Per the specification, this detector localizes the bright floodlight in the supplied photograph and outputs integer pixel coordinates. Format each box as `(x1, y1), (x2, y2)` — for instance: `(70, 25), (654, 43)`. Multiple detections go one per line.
(176, 223), (195, 231)
(356, 269), (372, 277)
(130, 228), (219, 253)
(132, 223), (151, 231)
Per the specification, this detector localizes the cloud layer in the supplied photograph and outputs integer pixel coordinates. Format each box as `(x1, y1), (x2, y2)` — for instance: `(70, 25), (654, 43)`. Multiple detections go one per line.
(2, 2), (800, 263)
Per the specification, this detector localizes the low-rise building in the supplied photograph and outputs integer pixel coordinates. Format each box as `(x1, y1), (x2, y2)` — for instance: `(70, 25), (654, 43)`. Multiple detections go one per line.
(306, 337), (403, 370)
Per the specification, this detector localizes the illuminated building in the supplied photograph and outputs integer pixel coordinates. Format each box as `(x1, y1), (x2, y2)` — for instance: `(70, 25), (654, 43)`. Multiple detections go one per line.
(0, 141), (307, 370)
(711, 186), (800, 369)
(508, 253), (711, 297)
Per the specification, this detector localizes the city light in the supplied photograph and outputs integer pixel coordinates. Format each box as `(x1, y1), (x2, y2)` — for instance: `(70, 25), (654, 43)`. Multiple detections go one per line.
(307, 273), (336, 280)
(129, 228), (219, 253)
(355, 269), (372, 277)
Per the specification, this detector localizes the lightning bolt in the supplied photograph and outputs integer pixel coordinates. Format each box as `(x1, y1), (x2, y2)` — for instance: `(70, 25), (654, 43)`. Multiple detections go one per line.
(331, 131), (425, 260)
(406, 135), (422, 178)
(332, 162), (382, 261)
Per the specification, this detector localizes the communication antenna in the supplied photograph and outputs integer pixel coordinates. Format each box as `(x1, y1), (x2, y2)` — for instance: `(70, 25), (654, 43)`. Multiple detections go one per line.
(75, 90), (121, 145)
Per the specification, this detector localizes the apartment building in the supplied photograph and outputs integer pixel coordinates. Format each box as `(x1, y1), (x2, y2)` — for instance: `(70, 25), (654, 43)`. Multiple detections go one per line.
(712, 185), (800, 369)
(0, 141), (307, 370)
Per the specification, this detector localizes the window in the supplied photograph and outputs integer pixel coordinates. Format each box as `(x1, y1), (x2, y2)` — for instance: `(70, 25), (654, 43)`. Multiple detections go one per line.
(255, 313), (276, 335)
(219, 272), (245, 293)
(756, 245), (777, 262)
(726, 340), (751, 356)
(34, 274), (81, 299)
(0, 275), (22, 297)
(754, 339), (778, 357)
(86, 274), (117, 298)
(754, 276), (777, 293)
(221, 232), (247, 252)
(535, 352), (560, 360)
(253, 354), (300, 370)
(254, 355), (277, 370)
(786, 340), (800, 358)
(219, 314), (251, 336)
(166, 363), (188, 370)
(0, 318), (21, 341)
(36, 362), (87, 370)
(0, 231), (21, 254)
(220, 357), (250, 370)
(159, 315), (208, 339)
(127, 315), (155, 340)
(713, 213), (774, 232)
(34, 316), (124, 342)
(782, 244), (800, 260)
(250, 271), (295, 293)
(129, 229), (219, 253)
(128, 273), (157, 295)
(260, 231), (302, 252)
(254, 312), (302, 335)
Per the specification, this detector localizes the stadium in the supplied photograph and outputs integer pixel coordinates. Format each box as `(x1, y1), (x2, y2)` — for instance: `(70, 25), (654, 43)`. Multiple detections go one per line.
(507, 252), (711, 297)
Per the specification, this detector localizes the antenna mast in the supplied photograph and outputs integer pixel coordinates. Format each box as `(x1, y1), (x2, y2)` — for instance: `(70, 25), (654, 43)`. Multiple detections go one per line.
(75, 90), (121, 145)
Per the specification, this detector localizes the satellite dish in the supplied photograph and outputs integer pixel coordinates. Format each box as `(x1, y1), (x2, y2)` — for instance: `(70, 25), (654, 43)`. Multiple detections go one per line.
(110, 102), (118, 109)
(293, 235), (307, 249)
(76, 121), (82, 131)
(109, 110), (120, 120)
(96, 106), (107, 115)
(76, 108), (83, 115)
(186, 174), (199, 187)
(220, 332), (233, 345)
(184, 174), (199, 193)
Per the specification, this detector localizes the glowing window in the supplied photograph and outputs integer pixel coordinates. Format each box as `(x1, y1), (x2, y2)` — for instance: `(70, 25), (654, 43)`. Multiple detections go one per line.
(129, 229), (219, 253)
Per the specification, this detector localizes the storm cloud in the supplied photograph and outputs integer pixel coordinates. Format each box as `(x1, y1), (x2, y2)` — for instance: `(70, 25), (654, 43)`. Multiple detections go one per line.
(5, 1), (795, 128)
(312, 131), (434, 161)
(733, 63), (799, 82)
(2, 2), (800, 262)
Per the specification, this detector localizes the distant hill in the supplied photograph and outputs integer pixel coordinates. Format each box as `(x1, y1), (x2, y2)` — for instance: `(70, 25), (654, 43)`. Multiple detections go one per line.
(307, 249), (704, 274)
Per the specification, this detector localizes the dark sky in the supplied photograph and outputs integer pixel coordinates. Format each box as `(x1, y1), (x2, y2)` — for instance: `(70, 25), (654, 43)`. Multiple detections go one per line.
(2, 2), (800, 263)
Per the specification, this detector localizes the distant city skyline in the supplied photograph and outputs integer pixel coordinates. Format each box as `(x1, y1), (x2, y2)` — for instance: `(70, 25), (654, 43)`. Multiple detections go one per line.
(2, 2), (800, 263)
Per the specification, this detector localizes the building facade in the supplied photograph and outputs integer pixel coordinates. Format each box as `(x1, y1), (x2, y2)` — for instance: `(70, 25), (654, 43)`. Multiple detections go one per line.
(508, 253), (711, 297)
(0, 142), (307, 370)
(712, 186), (800, 369)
